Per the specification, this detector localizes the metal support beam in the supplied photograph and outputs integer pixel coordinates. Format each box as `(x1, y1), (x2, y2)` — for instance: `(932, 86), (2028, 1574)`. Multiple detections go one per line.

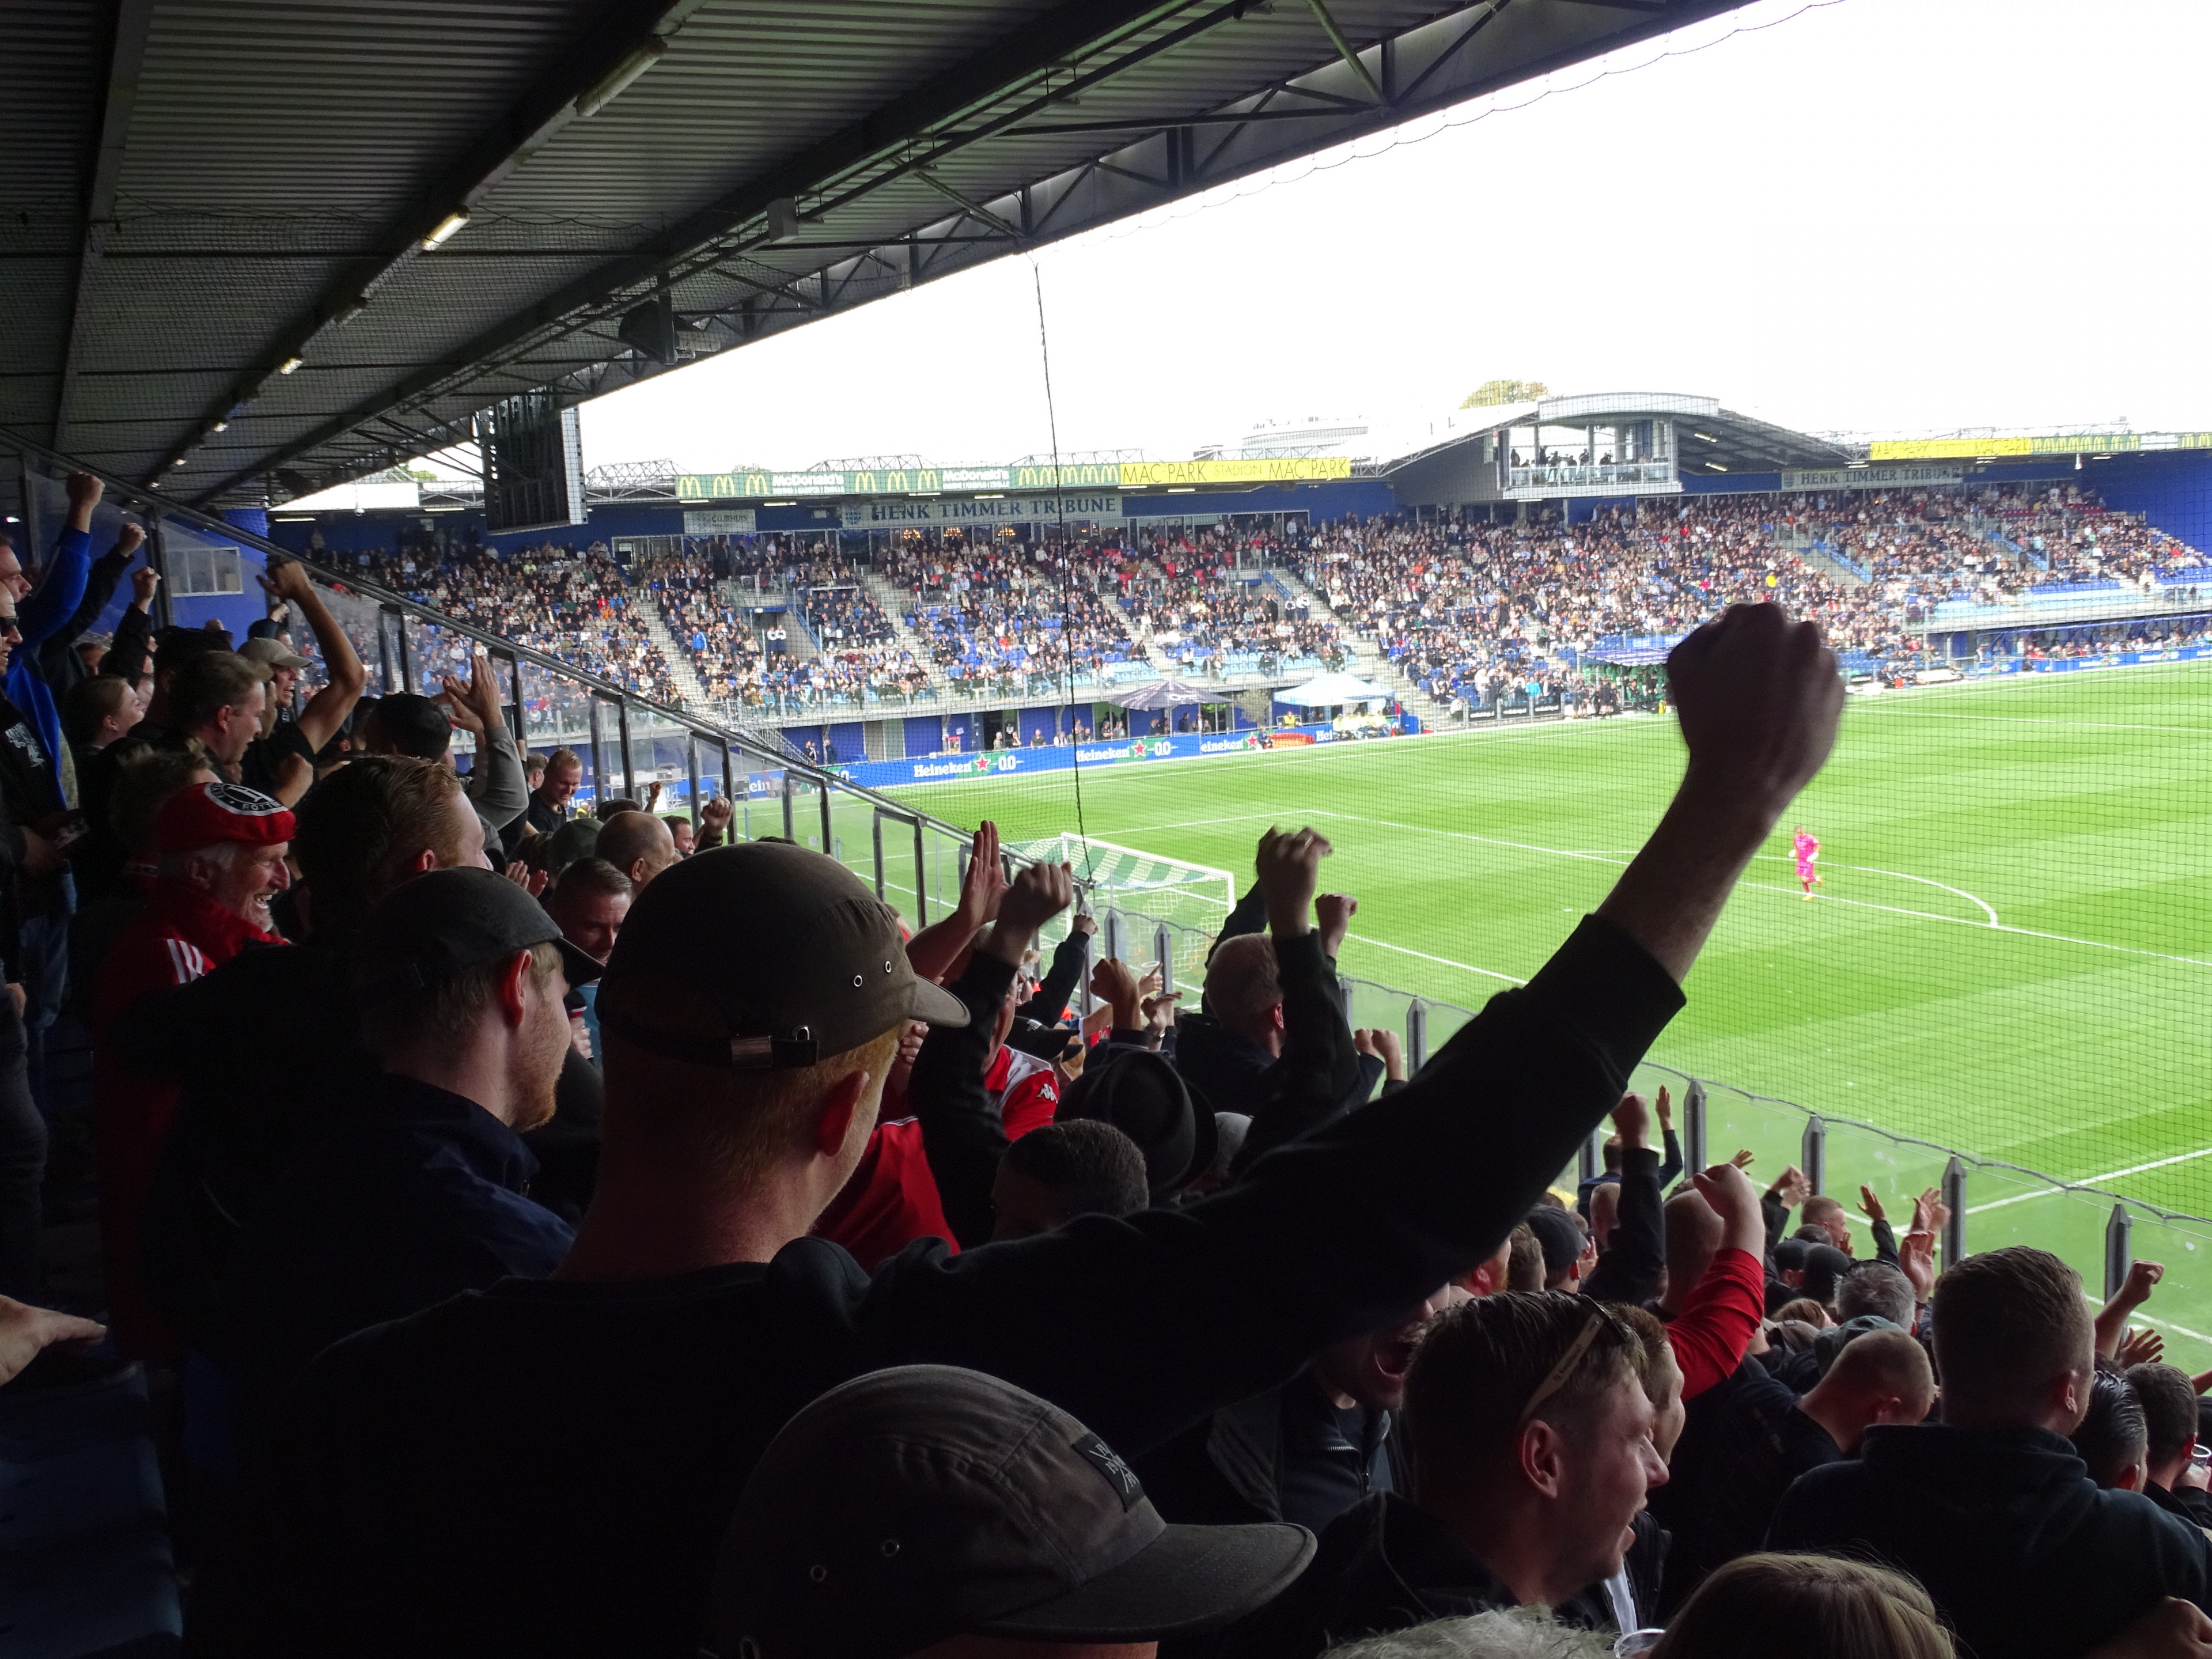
(1941, 1155), (1968, 1269)
(1681, 1079), (1707, 1175)
(54, 0), (156, 452)
(1302, 0), (1387, 103)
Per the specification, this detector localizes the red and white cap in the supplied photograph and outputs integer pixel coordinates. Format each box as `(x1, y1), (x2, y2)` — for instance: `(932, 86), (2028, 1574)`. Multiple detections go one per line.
(154, 781), (294, 856)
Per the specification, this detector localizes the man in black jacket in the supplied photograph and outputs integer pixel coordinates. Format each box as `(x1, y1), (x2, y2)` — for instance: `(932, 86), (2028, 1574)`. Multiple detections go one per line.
(1226, 1290), (1669, 1654)
(1174, 885), (1370, 1174)
(1769, 1245), (2212, 1658)
(186, 600), (1844, 1659)
(2127, 1362), (2212, 1531)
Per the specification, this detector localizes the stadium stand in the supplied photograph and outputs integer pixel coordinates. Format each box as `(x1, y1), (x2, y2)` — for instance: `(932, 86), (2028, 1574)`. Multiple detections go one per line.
(292, 481), (2212, 733)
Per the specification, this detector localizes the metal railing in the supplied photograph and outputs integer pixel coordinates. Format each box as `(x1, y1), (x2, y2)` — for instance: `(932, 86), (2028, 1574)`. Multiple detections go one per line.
(12, 426), (2211, 1360)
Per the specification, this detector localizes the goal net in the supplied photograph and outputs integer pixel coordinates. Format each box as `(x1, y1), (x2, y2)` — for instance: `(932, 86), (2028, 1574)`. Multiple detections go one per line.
(1005, 833), (1237, 978)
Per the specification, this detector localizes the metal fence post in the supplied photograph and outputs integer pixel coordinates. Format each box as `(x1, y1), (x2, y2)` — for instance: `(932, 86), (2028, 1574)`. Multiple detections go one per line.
(1406, 999), (1428, 1074)
(1802, 1115), (1827, 1196)
(1078, 925), (1095, 1017)
(912, 818), (929, 926)
(1154, 925), (1173, 991)
(1103, 909), (1124, 965)
(780, 768), (796, 841)
(1941, 1154), (1968, 1268)
(1683, 1080), (1708, 1176)
(2104, 1203), (2134, 1301)
(1578, 1129), (1602, 1185)
(685, 735), (701, 831)
(869, 812), (886, 900)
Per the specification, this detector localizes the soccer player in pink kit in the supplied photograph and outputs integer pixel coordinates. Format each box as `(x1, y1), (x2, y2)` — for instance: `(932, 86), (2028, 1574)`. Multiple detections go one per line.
(1794, 825), (1822, 897)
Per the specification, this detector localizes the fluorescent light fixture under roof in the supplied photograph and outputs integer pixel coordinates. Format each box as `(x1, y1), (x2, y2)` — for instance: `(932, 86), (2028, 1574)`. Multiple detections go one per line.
(1692, 431), (1720, 443)
(333, 298), (366, 326)
(1167, 486), (1197, 494)
(209, 419), (228, 433)
(171, 456), (188, 468)
(575, 37), (667, 118)
(278, 355), (304, 374)
(1705, 461), (1728, 472)
(422, 209), (470, 249)
(974, 493), (1004, 499)
(764, 499), (796, 506)
(1846, 459), (1868, 468)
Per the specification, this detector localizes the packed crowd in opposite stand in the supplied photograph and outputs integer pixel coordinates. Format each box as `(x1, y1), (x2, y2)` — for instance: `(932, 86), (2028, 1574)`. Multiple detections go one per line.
(320, 480), (2212, 734)
(8, 471), (2212, 1658)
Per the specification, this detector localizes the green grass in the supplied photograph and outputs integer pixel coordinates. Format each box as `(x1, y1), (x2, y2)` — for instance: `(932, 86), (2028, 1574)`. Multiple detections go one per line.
(883, 661), (2212, 1359)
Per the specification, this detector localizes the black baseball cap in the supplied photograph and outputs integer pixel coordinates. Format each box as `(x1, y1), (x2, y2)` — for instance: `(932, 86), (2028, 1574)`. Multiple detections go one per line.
(1524, 1203), (1589, 1277)
(594, 841), (967, 1071)
(352, 866), (601, 1005)
(707, 1365), (1315, 1659)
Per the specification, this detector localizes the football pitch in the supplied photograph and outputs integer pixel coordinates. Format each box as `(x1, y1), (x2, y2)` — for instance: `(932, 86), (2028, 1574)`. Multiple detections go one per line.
(889, 660), (2212, 1356)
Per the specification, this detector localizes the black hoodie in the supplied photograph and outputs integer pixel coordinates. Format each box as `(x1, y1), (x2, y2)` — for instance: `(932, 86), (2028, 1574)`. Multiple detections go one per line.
(1770, 1423), (2212, 1658)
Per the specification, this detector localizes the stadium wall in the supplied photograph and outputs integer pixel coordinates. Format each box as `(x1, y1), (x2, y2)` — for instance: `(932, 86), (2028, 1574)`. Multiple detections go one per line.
(829, 721), (1370, 790)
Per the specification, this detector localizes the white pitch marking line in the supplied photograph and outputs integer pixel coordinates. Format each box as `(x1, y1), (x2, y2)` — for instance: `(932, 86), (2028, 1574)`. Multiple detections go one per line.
(1294, 810), (2212, 971)
(1748, 854), (2000, 927)
(1870, 710), (2212, 736)
(1968, 1145), (2212, 1215)
(1344, 932), (1524, 984)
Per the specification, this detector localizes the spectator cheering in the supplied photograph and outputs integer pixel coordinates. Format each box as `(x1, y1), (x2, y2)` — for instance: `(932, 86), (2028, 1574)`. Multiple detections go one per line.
(1770, 1245), (2212, 1657)
(187, 601), (1844, 1657)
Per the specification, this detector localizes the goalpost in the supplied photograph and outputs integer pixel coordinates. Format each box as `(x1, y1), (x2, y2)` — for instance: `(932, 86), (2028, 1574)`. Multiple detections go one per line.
(1004, 833), (1237, 981)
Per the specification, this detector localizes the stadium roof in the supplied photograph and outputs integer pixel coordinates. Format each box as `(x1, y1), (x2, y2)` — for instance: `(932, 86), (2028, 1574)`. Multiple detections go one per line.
(5, 0), (1761, 510)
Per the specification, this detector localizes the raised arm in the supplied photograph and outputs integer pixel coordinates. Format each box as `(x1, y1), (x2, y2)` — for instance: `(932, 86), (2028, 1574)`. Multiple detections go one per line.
(871, 601), (1843, 1455)
(21, 474), (100, 647)
(1593, 604), (1842, 984)
(46, 522), (141, 666)
(439, 653), (525, 830)
(1585, 1092), (1665, 1305)
(905, 820), (1007, 985)
(1230, 835), (1366, 1173)
(908, 860), (1073, 1249)
(264, 559), (366, 752)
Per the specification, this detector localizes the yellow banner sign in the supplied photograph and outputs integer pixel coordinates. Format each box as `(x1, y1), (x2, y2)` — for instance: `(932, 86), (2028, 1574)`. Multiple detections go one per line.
(1119, 456), (1353, 488)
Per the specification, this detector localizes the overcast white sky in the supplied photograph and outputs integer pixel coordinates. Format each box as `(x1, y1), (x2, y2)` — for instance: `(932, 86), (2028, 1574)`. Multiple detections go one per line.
(574, 0), (2212, 473)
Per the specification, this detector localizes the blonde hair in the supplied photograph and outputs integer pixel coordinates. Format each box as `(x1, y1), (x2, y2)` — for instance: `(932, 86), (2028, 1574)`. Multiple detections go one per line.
(1652, 1554), (1954, 1659)
(601, 1023), (903, 1193)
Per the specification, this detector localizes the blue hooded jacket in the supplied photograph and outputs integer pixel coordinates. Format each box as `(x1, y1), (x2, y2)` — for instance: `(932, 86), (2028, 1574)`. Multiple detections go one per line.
(5, 525), (91, 798)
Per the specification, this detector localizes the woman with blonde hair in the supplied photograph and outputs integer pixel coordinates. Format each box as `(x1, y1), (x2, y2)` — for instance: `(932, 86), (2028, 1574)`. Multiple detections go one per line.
(1651, 1553), (1953, 1659)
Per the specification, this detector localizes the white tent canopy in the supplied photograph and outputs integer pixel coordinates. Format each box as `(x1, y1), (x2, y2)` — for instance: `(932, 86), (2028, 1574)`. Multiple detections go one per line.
(1275, 672), (1391, 707)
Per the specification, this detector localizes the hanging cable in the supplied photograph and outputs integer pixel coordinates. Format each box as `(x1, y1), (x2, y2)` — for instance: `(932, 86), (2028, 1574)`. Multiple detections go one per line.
(1030, 255), (1094, 896)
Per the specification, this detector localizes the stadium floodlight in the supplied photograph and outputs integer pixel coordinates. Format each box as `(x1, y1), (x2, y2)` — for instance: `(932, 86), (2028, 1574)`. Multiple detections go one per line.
(171, 455), (188, 468)
(575, 37), (667, 119)
(278, 355), (304, 374)
(422, 209), (470, 249)
(209, 418), (228, 433)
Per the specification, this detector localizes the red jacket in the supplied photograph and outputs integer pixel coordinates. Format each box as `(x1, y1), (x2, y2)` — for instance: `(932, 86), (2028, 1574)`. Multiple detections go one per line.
(1668, 1246), (1767, 1400)
(92, 881), (285, 1358)
(815, 1044), (1059, 1269)
(985, 1044), (1059, 1142)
